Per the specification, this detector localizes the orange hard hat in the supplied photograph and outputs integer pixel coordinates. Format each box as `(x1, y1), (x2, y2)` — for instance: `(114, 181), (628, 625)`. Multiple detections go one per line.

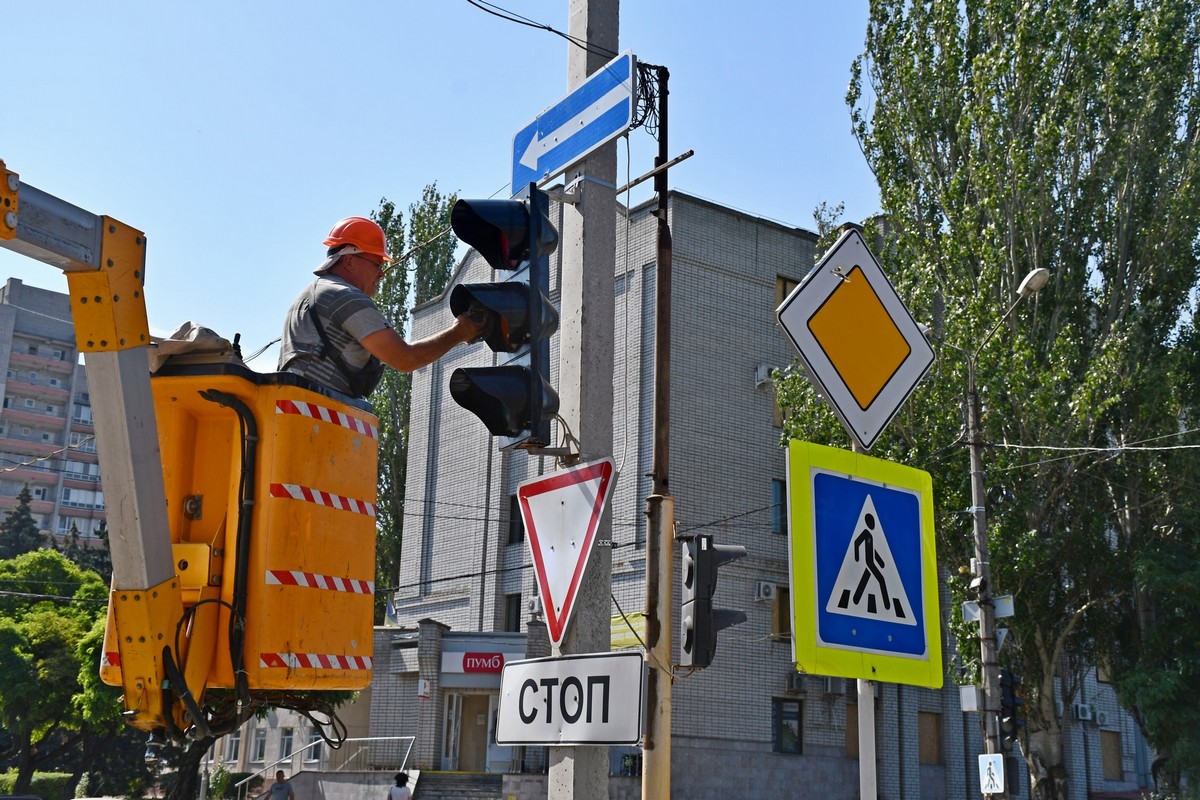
(323, 216), (394, 262)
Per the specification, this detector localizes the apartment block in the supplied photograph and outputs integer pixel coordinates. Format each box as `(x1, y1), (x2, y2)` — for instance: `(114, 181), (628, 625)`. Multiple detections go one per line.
(0, 278), (104, 540)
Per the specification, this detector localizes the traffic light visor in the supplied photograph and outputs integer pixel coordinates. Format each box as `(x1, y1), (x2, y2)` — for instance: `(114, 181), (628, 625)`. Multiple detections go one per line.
(451, 199), (530, 271)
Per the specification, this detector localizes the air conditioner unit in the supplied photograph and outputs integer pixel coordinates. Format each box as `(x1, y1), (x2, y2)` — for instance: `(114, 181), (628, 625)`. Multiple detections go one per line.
(526, 596), (542, 616)
(755, 581), (777, 602)
(1095, 711), (1109, 727)
(1071, 703), (1093, 721)
(785, 673), (805, 694)
(755, 364), (778, 387)
(823, 676), (844, 695)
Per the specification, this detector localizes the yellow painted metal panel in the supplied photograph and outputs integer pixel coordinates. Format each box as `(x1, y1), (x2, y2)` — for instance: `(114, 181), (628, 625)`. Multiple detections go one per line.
(0, 161), (17, 240)
(64, 216), (150, 352)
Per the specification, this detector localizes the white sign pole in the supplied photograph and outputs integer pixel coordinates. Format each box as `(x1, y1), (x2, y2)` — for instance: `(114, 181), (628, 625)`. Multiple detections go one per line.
(859, 679), (877, 800)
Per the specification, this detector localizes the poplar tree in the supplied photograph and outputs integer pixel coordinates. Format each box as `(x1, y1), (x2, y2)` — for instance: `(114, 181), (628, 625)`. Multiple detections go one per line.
(778, 1), (1200, 795)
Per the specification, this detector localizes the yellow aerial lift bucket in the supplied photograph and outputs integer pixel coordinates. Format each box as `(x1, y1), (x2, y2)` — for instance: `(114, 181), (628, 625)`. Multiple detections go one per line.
(101, 361), (378, 696)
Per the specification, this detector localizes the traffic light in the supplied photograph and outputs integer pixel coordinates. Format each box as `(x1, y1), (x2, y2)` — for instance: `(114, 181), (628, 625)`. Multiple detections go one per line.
(448, 184), (560, 450)
(999, 668), (1025, 748)
(680, 533), (748, 668)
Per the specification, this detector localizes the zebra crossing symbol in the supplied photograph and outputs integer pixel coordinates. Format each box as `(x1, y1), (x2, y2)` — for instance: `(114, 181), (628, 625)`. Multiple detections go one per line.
(825, 495), (916, 626)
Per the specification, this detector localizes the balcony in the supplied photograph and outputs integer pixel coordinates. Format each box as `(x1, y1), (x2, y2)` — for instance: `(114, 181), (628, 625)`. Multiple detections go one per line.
(5, 377), (71, 403)
(0, 462), (60, 487)
(0, 430), (61, 457)
(3, 405), (68, 428)
(8, 349), (75, 375)
(0, 494), (54, 517)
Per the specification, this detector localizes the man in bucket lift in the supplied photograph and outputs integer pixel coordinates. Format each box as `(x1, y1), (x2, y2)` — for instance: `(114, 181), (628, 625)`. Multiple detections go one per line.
(279, 216), (485, 397)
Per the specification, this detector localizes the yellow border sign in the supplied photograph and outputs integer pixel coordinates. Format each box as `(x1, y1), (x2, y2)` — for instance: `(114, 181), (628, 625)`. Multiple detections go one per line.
(787, 441), (942, 687)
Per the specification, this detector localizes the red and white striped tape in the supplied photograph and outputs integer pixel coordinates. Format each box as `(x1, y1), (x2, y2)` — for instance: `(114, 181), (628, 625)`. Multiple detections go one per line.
(269, 483), (377, 517)
(259, 652), (372, 671)
(275, 399), (378, 439)
(265, 569), (374, 595)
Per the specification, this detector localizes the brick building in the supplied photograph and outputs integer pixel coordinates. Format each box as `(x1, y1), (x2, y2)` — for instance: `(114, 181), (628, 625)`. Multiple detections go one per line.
(369, 191), (1155, 799)
(0, 278), (104, 540)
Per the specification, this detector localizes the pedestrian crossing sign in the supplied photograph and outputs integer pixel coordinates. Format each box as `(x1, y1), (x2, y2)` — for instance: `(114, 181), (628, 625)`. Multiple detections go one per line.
(787, 441), (943, 687)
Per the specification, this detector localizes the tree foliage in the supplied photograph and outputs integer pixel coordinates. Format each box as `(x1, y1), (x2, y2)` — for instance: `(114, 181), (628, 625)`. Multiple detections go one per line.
(0, 549), (108, 794)
(370, 184), (458, 620)
(776, 1), (1200, 797)
(0, 485), (47, 560)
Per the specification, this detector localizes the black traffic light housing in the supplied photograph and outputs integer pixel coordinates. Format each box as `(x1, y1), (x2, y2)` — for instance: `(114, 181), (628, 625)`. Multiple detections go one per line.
(448, 184), (560, 450)
(999, 668), (1025, 749)
(680, 533), (748, 668)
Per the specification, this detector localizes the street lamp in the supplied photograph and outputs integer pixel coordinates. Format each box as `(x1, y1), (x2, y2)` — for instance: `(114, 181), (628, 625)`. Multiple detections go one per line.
(966, 267), (1049, 785)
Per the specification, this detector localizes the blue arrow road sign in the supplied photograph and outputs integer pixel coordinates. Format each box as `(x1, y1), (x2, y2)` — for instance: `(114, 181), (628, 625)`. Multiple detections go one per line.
(512, 51), (636, 194)
(813, 471), (928, 657)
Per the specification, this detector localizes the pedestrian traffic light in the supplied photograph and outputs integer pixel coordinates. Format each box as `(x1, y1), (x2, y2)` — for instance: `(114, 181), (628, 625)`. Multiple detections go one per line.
(680, 533), (748, 668)
(448, 184), (559, 450)
(999, 668), (1025, 748)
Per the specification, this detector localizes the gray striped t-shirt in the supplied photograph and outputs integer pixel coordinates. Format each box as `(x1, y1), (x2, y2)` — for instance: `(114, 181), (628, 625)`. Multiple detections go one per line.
(277, 275), (391, 395)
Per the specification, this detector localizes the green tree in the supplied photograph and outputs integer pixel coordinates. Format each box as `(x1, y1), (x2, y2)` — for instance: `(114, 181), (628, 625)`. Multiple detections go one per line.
(370, 184), (458, 620)
(0, 485), (47, 560)
(776, 1), (1200, 797)
(0, 549), (106, 793)
(56, 521), (112, 583)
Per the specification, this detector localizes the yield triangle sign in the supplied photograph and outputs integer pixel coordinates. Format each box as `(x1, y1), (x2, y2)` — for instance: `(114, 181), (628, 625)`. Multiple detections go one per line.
(518, 457), (616, 647)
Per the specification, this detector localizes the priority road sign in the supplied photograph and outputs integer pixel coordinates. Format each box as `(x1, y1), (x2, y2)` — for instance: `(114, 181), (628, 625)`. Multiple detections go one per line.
(495, 651), (644, 745)
(518, 458), (616, 648)
(776, 227), (934, 450)
(787, 441), (942, 688)
(512, 51), (636, 193)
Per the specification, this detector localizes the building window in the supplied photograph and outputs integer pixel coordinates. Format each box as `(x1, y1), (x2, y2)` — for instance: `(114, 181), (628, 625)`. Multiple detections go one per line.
(225, 730), (241, 762)
(772, 587), (791, 641)
(24, 399), (34, 408)
(251, 729), (268, 762)
(772, 698), (802, 754)
(304, 729), (322, 762)
(49, 378), (59, 387)
(508, 495), (524, 544)
(27, 346), (37, 355)
(918, 711), (943, 764)
(279, 727), (294, 760)
(775, 275), (800, 308)
(1101, 730), (1123, 781)
(771, 479), (787, 534)
(504, 593), (522, 632)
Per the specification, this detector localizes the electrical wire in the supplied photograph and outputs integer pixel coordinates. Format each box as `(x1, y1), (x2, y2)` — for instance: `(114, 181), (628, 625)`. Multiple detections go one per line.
(464, 0), (619, 60)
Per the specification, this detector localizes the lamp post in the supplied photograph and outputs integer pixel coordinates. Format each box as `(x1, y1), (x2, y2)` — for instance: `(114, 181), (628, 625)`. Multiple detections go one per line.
(965, 267), (1049, 786)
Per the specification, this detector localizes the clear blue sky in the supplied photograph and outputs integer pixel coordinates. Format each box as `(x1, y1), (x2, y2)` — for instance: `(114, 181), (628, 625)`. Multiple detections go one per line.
(1, 1), (878, 365)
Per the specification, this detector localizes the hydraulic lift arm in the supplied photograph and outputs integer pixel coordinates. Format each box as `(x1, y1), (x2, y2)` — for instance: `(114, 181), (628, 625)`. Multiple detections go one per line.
(1, 159), (184, 731)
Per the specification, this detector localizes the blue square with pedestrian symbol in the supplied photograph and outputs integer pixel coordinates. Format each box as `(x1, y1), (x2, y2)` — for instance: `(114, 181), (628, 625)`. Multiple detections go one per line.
(813, 471), (927, 657)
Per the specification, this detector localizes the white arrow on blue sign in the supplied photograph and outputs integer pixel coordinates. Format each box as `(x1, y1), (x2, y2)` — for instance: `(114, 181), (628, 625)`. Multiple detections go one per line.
(511, 51), (636, 194)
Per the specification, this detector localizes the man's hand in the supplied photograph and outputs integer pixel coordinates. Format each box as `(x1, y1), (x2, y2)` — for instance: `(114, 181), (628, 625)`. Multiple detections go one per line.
(459, 301), (496, 344)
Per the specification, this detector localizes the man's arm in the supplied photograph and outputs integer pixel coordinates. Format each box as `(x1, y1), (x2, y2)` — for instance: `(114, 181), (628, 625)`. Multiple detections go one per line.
(360, 315), (479, 373)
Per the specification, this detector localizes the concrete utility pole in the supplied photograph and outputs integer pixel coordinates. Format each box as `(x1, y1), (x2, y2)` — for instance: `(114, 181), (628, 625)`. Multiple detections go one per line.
(642, 64), (673, 800)
(548, 2), (618, 800)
